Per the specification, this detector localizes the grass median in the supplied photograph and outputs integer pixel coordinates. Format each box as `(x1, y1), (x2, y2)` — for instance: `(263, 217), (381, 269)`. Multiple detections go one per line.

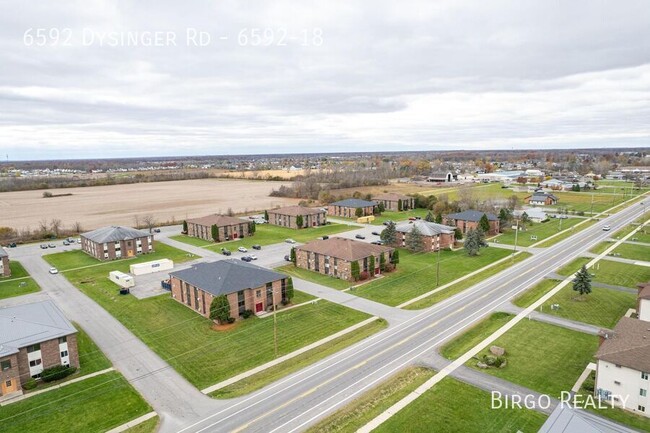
(0, 261), (41, 300)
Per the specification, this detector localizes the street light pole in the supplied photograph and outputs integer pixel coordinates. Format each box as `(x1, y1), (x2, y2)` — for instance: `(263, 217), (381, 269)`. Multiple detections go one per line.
(512, 219), (519, 260)
(273, 292), (278, 358)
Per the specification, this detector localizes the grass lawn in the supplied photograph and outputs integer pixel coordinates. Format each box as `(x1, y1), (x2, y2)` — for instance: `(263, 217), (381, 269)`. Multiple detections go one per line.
(404, 252), (532, 310)
(124, 416), (159, 433)
(278, 265), (352, 290)
(43, 249), (373, 390)
(534, 219), (597, 248)
(496, 217), (585, 247)
(552, 190), (631, 214)
(604, 242), (650, 262)
(307, 367), (435, 433)
(0, 261), (41, 300)
(512, 279), (560, 309)
(469, 319), (599, 397)
(352, 247), (511, 306)
(441, 313), (514, 360)
(212, 319), (387, 398)
(202, 223), (356, 252)
(557, 257), (650, 289)
(374, 376), (547, 433)
(0, 371), (151, 433)
(607, 215), (650, 242)
(370, 208), (430, 225)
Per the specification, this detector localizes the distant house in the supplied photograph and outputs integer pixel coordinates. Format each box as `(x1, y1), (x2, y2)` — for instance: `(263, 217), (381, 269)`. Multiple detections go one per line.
(0, 301), (79, 397)
(445, 210), (500, 235)
(513, 208), (548, 223)
(186, 214), (252, 242)
(595, 317), (650, 418)
(267, 206), (326, 229)
(81, 226), (153, 261)
(327, 199), (376, 218)
(394, 220), (456, 251)
(637, 282), (650, 322)
(373, 193), (415, 211)
(525, 192), (558, 206)
(427, 172), (456, 183)
(295, 238), (394, 281)
(0, 248), (9, 277)
(169, 260), (289, 318)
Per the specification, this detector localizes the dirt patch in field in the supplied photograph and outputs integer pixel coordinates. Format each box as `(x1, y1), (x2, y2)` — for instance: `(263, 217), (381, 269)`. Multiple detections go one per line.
(0, 178), (298, 231)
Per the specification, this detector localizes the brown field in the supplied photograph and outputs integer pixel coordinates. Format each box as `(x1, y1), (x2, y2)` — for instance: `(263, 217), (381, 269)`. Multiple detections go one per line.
(0, 179), (298, 231)
(330, 180), (465, 198)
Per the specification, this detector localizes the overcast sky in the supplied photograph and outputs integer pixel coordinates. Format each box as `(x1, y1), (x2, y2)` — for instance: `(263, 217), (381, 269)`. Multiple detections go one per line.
(1, 0), (649, 160)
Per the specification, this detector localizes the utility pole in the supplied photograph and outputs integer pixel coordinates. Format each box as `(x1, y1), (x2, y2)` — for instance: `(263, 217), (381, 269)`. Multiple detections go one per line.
(512, 219), (519, 260)
(273, 293), (278, 358)
(436, 236), (441, 286)
(590, 191), (595, 216)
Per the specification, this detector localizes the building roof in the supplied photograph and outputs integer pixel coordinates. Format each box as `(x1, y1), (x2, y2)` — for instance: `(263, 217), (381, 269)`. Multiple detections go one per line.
(538, 404), (638, 433)
(595, 317), (650, 373)
(530, 192), (558, 201)
(446, 210), (498, 222)
(373, 193), (412, 201)
(0, 300), (77, 357)
(81, 225), (151, 243)
(297, 237), (393, 262)
(186, 214), (247, 227)
(329, 199), (377, 208)
(395, 220), (455, 236)
(514, 208), (547, 220)
(638, 282), (650, 301)
(0, 247), (7, 258)
(169, 259), (286, 297)
(267, 206), (325, 216)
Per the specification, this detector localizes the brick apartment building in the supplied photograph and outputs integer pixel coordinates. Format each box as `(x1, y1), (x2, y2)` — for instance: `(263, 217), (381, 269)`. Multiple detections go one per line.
(295, 237), (395, 281)
(327, 199), (377, 218)
(267, 206), (327, 229)
(186, 214), (252, 242)
(445, 210), (500, 236)
(81, 226), (154, 261)
(169, 260), (289, 319)
(373, 193), (415, 211)
(0, 301), (79, 398)
(394, 220), (456, 251)
(0, 247), (9, 277)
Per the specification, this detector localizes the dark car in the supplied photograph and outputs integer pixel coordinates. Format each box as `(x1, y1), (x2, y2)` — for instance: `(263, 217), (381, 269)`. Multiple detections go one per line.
(252, 244), (262, 250)
(371, 240), (384, 245)
(321, 235), (329, 240)
(284, 255), (291, 261)
(221, 248), (232, 256)
(153, 228), (161, 233)
(355, 234), (366, 240)
(241, 256), (253, 262)
(7, 242), (16, 248)
(371, 231), (380, 236)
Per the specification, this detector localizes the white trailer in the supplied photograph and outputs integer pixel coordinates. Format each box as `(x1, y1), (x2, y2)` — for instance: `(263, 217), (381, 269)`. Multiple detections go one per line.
(130, 258), (174, 276)
(109, 270), (135, 288)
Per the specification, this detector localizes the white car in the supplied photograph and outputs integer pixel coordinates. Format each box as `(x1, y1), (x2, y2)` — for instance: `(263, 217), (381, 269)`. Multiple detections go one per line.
(237, 246), (248, 253)
(249, 254), (258, 260)
(49, 267), (59, 274)
(602, 225), (611, 231)
(285, 238), (296, 244)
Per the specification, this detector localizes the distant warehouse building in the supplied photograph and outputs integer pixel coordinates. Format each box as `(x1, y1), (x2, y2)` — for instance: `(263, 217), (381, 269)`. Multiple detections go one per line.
(186, 214), (252, 242)
(81, 226), (153, 261)
(0, 247), (10, 277)
(373, 193), (415, 211)
(267, 206), (327, 229)
(327, 199), (376, 218)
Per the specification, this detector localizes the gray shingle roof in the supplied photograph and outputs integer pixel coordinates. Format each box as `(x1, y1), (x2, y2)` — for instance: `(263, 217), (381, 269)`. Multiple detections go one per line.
(170, 259), (286, 297)
(0, 248), (7, 258)
(0, 300), (77, 357)
(596, 317), (650, 373)
(330, 199), (377, 208)
(81, 226), (151, 243)
(446, 210), (497, 222)
(395, 220), (455, 236)
(530, 192), (558, 201)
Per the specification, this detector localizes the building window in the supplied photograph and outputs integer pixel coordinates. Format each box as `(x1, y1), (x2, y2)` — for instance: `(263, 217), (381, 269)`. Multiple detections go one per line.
(641, 389), (647, 397)
(60, 350), (68, 358)
(643, 372), (649, 380)
(58, 336), (67, 344)
(639, 405), (646, 412)
(256, 290), (261, 298)
(1, 360), (11, 371)
(29, 359), (42, 367)
(27, 344), (40, 353)
(5, 380), (11, 388)
(238, 291), (245, 316)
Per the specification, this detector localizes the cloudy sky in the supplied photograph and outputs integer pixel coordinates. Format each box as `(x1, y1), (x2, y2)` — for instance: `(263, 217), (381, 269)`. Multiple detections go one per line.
(1, 0), (649, 160)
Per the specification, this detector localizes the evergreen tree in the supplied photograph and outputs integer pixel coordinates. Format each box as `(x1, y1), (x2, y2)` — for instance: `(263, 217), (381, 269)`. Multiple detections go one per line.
(406, 225), (424, 251)
(454, 227), (463, 240)
(285, 277), (294, 301)
(479, 213), (491, 233)
(248, 221), (256, 234)
(498, 208), (511, 227)
(369, 255), (375, 274)
(435, 213), (443, 224)
(355, 207), (364, 218)
(351, 261), (360, 281)
(464, 228), (486, 256)
(390, 249), (400, 265)
(211, 224), (219, 242)
(296, 215), (304, 228)
(379, 252), (386, 272)
(290, 246), (296, 264)
(573, 265), (592, 296)
(182, 220), (188, 233)
(210, 295), (230, 323)
(425, 211), (434, 222)
(397, 199), (403, 211)
(520, 211), (531, 229)
(380, 221), (398, 245)
(376, 202), (385, 214)
(264, 210), (269, 222)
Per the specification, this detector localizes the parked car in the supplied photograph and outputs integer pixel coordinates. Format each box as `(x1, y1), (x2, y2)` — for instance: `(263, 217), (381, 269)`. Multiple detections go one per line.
(66, 237), (75, 243)
(240, 256), (253, 262)
(237, 246), (248, 253)
(221, 248), (232, 256)
(284, 255), (291, 261)
(602, 225), (611, 231)
(62, 240), (70, 246)
(371, 231), (380, 236)
(249, 254), (258, 260)
(49, 267), (59, 274)
(40, 244), (48, 249)
(371, 240), (384, 245)
(355, 234), (366, 239)
(48, 243), (56, 248)
(252, 244), (261, 250)
(76, 238), (82, 243)
(415, 216), (422, 220)
(285, 238), (296, 244)
(408, 217), (416, 221)
(7, 242), (16, 248)
(321, 235), (329, 240)
(153, 228), (161, 233)
(382, 220), (394, 226)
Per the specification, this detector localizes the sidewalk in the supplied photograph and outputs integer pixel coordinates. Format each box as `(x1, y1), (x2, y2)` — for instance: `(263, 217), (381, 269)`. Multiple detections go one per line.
(583, 252), (650, 267)
(498, 302), (602, 335)
(544, 273), (636, 294)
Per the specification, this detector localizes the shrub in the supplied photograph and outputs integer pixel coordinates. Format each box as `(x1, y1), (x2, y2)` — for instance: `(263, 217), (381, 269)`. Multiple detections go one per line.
(241, 309), (254, 319)
(227, 317), (236, 324)
(359, 271), (369, 281)
(22, 378), (38, 390)
(385, 263), (395, 272)
(41, 364), (77, 382)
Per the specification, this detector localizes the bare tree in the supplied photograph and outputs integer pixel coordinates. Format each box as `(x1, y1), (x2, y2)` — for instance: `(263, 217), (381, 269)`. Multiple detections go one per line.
(141, 214), (157, 233)
(72, 221), (83, 234)
(50, 218), (62, 237)
(133, 215), (140, 229)
(226, 208), (234, 216)
(38, 219), (49, 234)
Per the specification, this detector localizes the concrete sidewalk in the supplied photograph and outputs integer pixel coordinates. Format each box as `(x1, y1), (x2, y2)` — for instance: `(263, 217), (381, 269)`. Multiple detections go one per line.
(498, 302), (603, 335)
(583, 252), (650, 267)
(544, 273), (637, 294)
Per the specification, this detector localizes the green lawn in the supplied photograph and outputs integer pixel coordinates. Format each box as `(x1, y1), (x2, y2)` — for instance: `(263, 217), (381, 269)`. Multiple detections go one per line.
(441, 313), (514, 360)
(607, 215), (650, 242)
(534, 219), (597, 248)
(374, 376), (547, 433)
(404, 252), (532, 310)
(0, 371), (151, 433)
(604, 242), (650, 262)
(124, 416), (159, 433)
(512, 279), (560, 309)
(44, 249), (373, 390)
(212, 319), (387, 398)
(278, 265), (352, 290)
(557, 257), (650, 288)
(552, 190), (631, 214)
(307, 367), (435, 433)
(496, 217), (585, 247)
(469, 319), (599, 397)
(0, 261), (41, 300)
(352, 247), (511, 306)
(370, 208), (430, 225)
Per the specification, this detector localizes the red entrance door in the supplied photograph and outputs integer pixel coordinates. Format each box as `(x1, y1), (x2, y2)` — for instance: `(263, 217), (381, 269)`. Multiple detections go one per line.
(255, 302), (263, 313)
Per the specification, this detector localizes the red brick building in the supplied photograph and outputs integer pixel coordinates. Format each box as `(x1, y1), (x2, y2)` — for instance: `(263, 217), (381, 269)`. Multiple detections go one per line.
(394, 220), (456, 251)
(169, 259), (289, 319)
(186, 214), (252, 242)
(267, 206), (327, 229)
(0, 301), (79, 398)
(524, 192), (558, 206)
(373, 193), (415, 211)
(445, 210), (500, 236)
(295, 237), (394, 281)
(327, 199), (377, 218)
(81, 226), (154, 261)
(0, 247), (9, 277)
